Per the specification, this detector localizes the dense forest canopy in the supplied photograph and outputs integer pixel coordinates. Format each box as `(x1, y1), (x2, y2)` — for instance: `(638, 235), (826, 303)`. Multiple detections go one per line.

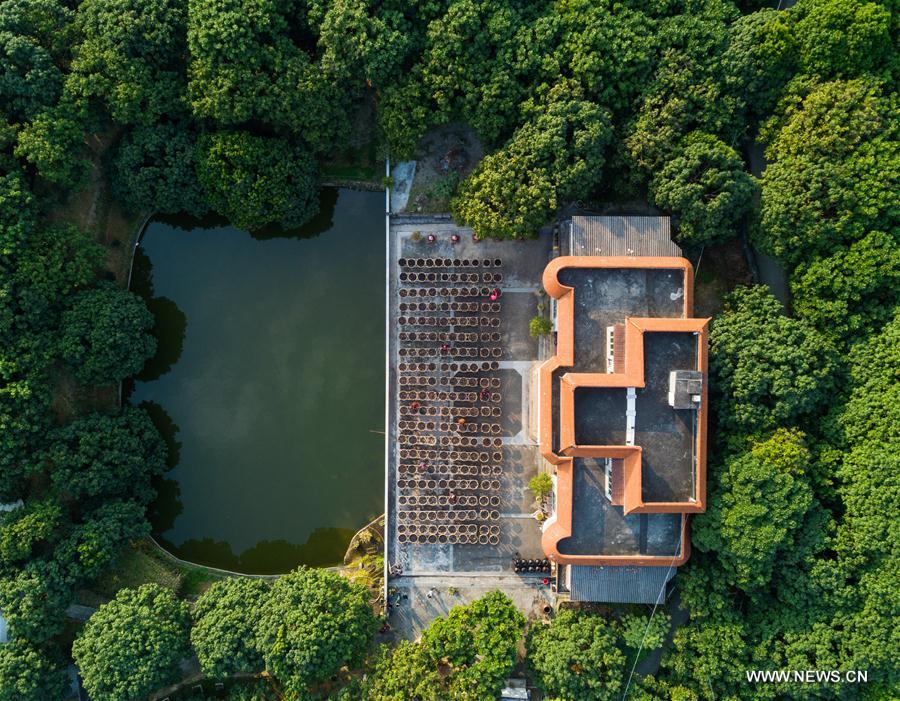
(0, 0), (897, 698)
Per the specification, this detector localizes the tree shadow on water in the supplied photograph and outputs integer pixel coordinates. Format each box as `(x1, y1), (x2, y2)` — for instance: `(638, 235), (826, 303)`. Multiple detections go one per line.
(159, 526), (357, 575)
(249, 187), (338, 241)
(138, 296), (187, 382)
(139, 400), (182, 469)
(150, 187), (339, 242)
(139, 400), (184, 534)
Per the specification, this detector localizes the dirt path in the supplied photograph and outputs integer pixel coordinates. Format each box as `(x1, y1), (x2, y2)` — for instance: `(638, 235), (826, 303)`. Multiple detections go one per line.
(45, 129), (144, 285)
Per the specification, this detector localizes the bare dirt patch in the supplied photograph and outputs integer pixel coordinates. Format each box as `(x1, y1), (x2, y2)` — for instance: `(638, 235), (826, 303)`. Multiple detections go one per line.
(404, 124), (483, 213)
(49, 367), (118, 424)
(693, 237), (753, 318)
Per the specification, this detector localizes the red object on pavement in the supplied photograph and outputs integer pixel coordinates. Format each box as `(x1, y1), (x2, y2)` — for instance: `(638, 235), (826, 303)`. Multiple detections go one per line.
(542, 578), (550, 585)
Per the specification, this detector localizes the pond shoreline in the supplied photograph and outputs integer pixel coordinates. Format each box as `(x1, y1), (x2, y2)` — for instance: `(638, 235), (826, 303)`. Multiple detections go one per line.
(119, 187), (385, 578)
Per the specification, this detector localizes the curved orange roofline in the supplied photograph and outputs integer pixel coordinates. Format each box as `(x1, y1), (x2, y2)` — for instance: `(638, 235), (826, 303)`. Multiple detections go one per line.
(537, 256), (709, 567)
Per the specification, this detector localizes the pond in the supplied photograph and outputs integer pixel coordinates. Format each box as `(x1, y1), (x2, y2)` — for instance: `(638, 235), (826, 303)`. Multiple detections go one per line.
(128, 188), (385, 574)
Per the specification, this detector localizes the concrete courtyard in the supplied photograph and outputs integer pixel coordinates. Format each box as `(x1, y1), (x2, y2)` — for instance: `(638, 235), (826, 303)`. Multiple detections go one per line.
(385, 215), (555, 639)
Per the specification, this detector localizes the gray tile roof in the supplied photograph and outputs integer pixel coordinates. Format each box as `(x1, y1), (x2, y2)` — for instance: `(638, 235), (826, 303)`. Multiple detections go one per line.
(566, 216), (681, 257)
(569, 564), (675, 604)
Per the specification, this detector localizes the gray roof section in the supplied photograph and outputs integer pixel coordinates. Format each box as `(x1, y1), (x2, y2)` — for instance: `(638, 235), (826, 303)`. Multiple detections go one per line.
(569, 564), (676, 604)
(567, 216), (681, 257)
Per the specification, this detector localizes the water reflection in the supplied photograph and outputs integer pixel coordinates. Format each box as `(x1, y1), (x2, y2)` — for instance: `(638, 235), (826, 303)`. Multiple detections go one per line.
(140, 400), (183, 533)
(157, 528), (357, 574)
(131, 248), (188, 382)
(150, 187), (339, 242)
(141, 297), (187, 381)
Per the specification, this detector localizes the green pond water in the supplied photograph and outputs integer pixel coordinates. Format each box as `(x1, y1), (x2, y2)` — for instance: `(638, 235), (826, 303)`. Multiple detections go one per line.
(128, 188), (385, 574)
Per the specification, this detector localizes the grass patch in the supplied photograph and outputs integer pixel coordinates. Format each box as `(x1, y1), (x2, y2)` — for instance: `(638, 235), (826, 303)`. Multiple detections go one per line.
(88, 539), (232, 604)
(179, 566), (223, 598)
(406, 168), (463, 214)
(91, 540), (183, 601)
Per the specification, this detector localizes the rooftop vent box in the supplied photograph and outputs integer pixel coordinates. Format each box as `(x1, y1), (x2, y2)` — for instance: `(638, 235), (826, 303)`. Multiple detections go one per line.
(668, 370), (703, 409)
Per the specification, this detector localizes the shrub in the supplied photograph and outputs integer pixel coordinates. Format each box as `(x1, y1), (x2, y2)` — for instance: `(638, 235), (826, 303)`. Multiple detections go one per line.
(528, 473), (553, 500)
(529, 315), (552, 337)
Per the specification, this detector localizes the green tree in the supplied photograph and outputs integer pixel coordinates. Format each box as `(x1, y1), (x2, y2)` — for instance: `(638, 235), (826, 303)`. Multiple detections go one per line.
(453, 81), (611, 240)
(618, 611), (671, 653)
(790, 230), (900, 342)
(835, 311), (900, 448)
(0, 641), (70, 701)
(0, 499), (62, 566)
(0, 31), (63, 123)
(13, 98), (90, 188)
(60, 285), (156, 385)
(11, 224), (103, 326)
(112, 121), (208, 216)
(416, 0), (547, 145)
(528, 472), (552, 499)
(0, 358), (52, 501)
(254, 567), (378, 696)
(650, 131), (755, 247)
(0, 566), (69, 643)
(72, 583), (191, 701)
(816, 314), (900, 692)
(626, 2), (741, 180)
(529, 316), (552, 338)
(527, 608), (627, 701)
(197, 131), (319, 231)
(0, 167), (35, 243)
(317, 0), (410, 88)
(367, 640), (442, 701)
(370, 592), (524, 700)
(376, 70), (433, 159)
(709, 285), (838, 436)
(694, 430), (815, 592)
(0, 0), (75, 62)
(756, 78), (898, 265)
(419, 591), (525, 699)
(54, 500), (150, 582)
(793, 0), (892, 79)
(46, 407), (166, 504)
(70, 0), (188, 125)
(553, 0), (656, 118)
(192, 578), (269, 679)
(663, 614), (761, 700)
(720, 9), (796, 123)
(187, 0), (350, 148)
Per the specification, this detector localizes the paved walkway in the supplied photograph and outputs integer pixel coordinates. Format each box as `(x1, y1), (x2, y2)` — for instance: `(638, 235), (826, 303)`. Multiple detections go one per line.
(390, 161), (417, 213)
